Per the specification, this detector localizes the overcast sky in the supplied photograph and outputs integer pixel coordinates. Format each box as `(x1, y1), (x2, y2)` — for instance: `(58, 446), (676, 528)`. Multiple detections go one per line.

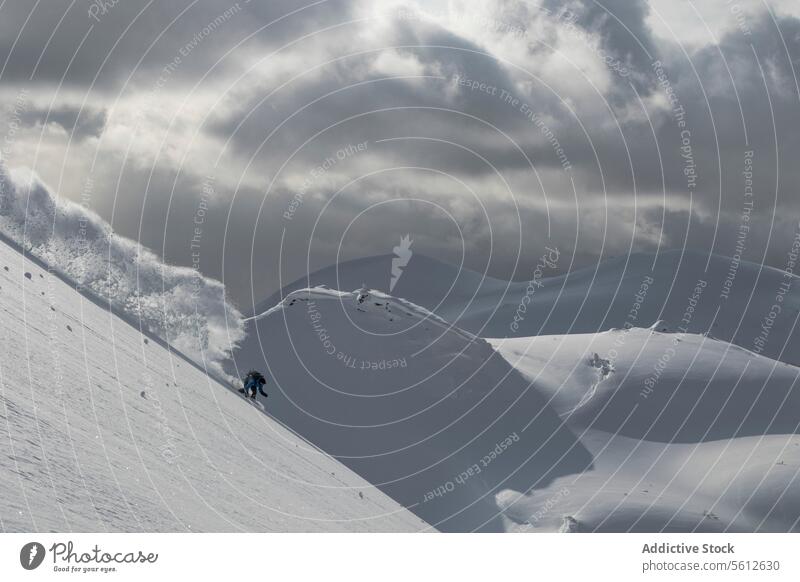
(1, 0), (799, 313)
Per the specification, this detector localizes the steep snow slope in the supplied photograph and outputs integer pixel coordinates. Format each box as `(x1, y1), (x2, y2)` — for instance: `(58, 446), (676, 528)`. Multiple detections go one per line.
(490, 330), (800, 532)
(255, 250), (800, 366)
(0, 240), (422, 532)
(0, 163), (242, 374)
(235, 287), (592, 532)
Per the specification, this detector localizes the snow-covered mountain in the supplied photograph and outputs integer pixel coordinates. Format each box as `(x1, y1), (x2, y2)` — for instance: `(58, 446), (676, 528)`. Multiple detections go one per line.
(494, 328), (800, 442)
(491, 330), (800, 532)
(5, 222), (798, 532)
(253, 250), (800, 366)
(236, 287), (592, 532)
(235, 252), (800, 532)
(0, 238), (422, 532)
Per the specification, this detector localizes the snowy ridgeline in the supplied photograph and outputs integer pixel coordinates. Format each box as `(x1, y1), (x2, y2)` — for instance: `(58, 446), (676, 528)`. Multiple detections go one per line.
(0, 239), (422, 532)
(237, 267), (800, 531)
(252, 250), (800, 367)
(0, 162), (242, 375)
(237, 286), (591, 532)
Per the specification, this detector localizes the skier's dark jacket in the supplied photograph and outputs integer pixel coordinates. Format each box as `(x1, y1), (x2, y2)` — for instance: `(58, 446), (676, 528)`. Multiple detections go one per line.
(244, 370), (268, 397)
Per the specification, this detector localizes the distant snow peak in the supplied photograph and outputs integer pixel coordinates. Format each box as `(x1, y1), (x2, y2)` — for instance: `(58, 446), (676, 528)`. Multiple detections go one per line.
(390, 234), (413, 292)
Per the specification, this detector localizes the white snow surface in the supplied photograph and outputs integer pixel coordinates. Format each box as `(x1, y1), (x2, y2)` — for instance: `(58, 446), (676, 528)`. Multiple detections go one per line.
(236, 288), (591, 531)
(0, 239), (422, 532)
(236, 286), (592, 532)
(5, 224), (799, 532)
(236, 253), (800, 532)
(489, 330), (800, 532)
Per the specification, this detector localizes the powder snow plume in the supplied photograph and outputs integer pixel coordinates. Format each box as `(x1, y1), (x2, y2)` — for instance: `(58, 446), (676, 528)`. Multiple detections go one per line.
(0, 161), (244, 375)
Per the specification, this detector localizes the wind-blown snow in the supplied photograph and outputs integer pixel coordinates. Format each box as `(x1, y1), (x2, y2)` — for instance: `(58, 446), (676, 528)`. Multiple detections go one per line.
(0, 162), (243, 373)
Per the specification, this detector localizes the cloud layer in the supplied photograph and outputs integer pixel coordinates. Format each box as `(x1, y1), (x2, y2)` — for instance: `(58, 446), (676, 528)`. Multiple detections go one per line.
(0, 0), (799, 311)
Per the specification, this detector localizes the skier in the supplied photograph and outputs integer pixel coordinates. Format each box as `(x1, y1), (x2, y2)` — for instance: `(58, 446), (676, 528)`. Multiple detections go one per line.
(356, 284), (369, 305)
(239, 370), (268, 399)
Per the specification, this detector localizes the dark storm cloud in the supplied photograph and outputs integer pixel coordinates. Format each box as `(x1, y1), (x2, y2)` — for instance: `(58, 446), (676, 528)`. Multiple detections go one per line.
(205, 0), (662, 202)
(0, 0), (355, 89)
(1, 0), (799, 309)
(564, 0), (656, 70)
(536, 0), (658, 97)
(643, 12), (800, 213)
(206, 13), (527, 160)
